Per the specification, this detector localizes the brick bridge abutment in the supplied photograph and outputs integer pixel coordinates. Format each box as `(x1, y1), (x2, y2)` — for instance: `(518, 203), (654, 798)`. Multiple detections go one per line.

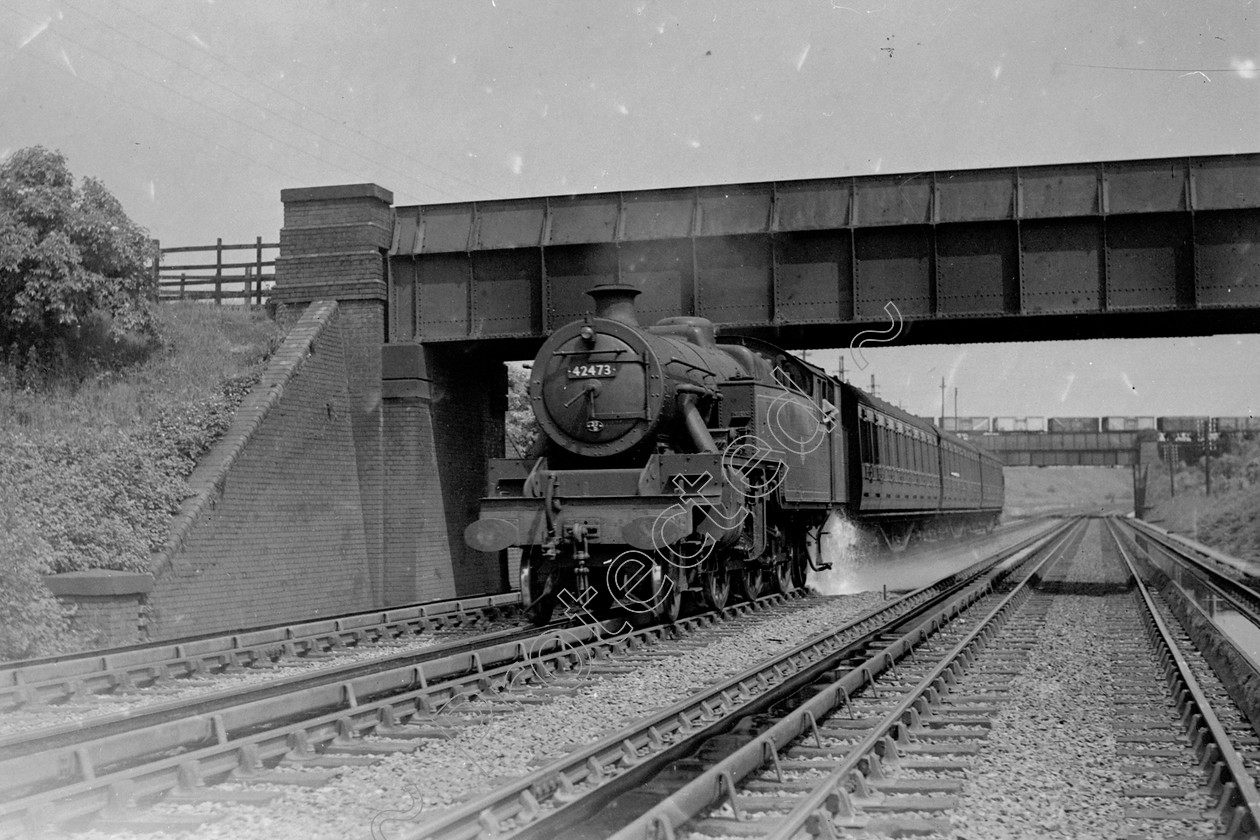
(273, 184), (506, 609)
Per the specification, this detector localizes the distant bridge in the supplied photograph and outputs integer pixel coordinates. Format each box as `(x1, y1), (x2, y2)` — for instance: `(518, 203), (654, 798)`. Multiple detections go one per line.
(970, 432), (1139, 467)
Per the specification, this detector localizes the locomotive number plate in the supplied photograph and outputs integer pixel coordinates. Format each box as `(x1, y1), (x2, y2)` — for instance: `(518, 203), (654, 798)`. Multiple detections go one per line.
(568, 363), (618, 378)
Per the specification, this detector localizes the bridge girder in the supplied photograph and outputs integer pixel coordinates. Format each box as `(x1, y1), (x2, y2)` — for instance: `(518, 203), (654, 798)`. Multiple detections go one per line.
(973, 432), (1139, 467)
(386, 153), (1260, 352)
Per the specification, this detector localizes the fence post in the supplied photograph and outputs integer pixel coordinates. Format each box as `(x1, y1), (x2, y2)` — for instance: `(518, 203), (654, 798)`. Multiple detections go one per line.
(179, 273), (187, 300)
(214, 237), (223, 305)
(255, 236), (264, 306)
(151, 239), (161, 302)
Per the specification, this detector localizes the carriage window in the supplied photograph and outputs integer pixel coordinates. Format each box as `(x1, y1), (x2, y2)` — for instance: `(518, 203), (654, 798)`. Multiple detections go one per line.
(860, 416), (875, 464)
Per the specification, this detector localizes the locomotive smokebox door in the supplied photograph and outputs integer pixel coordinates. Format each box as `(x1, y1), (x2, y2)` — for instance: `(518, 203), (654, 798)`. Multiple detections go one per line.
(530, 285), (667, 458)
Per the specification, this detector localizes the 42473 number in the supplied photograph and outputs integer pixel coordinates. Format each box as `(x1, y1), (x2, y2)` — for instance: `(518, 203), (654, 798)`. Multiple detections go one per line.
(568, 363), (617, 378)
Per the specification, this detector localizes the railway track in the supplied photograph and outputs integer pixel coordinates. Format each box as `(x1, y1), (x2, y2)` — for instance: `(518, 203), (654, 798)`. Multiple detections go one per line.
(1120, 518), (1260, 625)
(412, 516), (1260, 840)
(1113, 518), (1260, 782)
(8, 516), (1194, 839)
(381, 518), (1078, 839)
(0, 592), (522, 713)
(0, 585), (820, 837)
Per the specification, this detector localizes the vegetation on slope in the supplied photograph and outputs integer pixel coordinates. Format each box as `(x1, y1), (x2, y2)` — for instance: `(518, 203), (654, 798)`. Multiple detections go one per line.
(0, 304), (285, 657)
(1147, 439), (1260, 563)
(0, 145), (287, 658)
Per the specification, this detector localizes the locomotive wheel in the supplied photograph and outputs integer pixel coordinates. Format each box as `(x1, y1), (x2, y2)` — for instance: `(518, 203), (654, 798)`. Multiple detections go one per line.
(521, 550), (556, 626)
(526, 589), (556, 627)
(527, 594), (555, 625)
(773, 560), (795, 594)
(658, 565), (685, 623)
(733, 566), (764, 602)
(791, 554), (809, 590)
(699, 569), (731, 611)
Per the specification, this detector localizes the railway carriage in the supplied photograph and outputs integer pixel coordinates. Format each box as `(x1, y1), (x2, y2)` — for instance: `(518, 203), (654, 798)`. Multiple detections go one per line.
(465, 284), (1004, 625)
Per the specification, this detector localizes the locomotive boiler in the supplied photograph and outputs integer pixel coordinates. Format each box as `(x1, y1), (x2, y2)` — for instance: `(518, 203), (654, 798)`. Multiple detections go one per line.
(465, 284), (1004, 625)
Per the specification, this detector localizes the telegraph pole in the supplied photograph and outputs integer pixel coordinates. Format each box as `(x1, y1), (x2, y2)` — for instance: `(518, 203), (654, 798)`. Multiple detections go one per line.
(940, 378), (946, 427)
(1202, 419), (1212, 497)
(1168, 443), (1176, 497)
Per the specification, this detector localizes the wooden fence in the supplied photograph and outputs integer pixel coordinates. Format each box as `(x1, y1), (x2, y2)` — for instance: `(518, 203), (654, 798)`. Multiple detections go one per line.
(153, 237), (278, 304)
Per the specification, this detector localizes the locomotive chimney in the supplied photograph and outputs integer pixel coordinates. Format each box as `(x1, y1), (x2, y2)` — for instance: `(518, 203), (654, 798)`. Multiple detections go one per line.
(587, 283), (641, 326)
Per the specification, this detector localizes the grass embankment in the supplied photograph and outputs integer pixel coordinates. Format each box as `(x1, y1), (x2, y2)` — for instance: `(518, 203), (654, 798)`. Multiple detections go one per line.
(1146, 440), (1260, 563)
(0, 303), (286, 658)
(1002, 466), (1133, 519)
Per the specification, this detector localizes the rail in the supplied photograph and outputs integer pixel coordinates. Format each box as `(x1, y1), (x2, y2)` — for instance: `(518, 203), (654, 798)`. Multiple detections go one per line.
(1106, 519), (1260, 838)
(0, 592), (522, 710)
(152, 237), (277, 305)
(404, 519), (1076, 839)
(0, 590), (802, 835)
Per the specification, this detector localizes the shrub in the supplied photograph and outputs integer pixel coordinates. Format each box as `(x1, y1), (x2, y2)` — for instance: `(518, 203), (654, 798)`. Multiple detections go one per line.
(0, 514), (76, 658)
(0, 147), (155, 355)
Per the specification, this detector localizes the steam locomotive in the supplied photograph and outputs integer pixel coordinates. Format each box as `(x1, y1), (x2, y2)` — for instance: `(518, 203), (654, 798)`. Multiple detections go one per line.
(465, 284), (1004, 625)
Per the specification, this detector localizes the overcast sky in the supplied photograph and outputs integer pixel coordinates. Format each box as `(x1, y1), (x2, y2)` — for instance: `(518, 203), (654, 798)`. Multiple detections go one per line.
(3, 1), (1258, 418)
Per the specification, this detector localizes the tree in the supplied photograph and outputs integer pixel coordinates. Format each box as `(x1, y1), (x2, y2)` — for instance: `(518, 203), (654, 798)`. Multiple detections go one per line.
(505, 362), (540, 457)
(0, 147), (155, 353)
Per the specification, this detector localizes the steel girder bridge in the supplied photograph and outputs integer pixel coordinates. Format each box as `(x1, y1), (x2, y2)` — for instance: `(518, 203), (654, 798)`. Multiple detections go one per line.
(386, 153), (1260, 354)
